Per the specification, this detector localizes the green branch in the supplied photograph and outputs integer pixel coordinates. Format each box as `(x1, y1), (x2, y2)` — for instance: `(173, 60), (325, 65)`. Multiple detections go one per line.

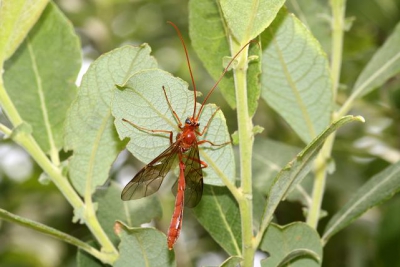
(306, 0), (346, 228)
(230, 37), (255, 267)
(0, 208), (107, 262)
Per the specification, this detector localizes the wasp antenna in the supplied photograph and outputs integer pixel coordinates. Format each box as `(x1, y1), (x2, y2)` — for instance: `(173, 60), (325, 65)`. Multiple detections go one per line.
(196, 40), (259, 120)
(167, 21), (198, 118)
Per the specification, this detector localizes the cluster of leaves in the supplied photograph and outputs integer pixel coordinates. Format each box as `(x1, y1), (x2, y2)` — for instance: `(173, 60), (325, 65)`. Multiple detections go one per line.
(0, 0), (400, 267)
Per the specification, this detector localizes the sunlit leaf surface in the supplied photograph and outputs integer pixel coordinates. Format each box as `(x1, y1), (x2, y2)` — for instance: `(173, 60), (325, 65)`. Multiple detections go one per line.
(65, 45), (157, 195)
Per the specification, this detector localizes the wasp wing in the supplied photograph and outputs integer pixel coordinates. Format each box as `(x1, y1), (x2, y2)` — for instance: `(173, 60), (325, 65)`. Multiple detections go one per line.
(172, 140), (203, 208)
(121, 142), (180, 201)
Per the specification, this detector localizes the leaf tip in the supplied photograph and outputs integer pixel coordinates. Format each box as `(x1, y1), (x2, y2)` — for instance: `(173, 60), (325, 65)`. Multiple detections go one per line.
(354, 115), (365, 123)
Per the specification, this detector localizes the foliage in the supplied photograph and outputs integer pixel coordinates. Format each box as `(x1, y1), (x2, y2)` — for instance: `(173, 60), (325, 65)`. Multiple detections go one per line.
(1, 0), (400, 267)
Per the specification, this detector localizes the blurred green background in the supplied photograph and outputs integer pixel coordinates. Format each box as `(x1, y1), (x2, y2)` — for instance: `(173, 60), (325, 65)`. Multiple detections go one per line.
(1, 0), (400, 266)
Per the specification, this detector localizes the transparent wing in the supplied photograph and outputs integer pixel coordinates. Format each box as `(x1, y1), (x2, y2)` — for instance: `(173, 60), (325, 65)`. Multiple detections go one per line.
(121, 142), (180, 201)
(172, 141), (204, 208)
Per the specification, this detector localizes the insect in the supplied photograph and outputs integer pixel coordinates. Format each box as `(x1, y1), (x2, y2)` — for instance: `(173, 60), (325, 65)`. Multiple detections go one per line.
(121, 21), (255, 250)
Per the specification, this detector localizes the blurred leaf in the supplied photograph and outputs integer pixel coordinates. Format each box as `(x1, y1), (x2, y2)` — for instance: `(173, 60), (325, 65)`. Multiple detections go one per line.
(252, 138), (312, 208)
(286, 0), (331, 53)
(3, 3), (80, 153)
(322, 161), (400, 244)
(64, 45), (157, 196)
(262, 116), (364, 228)
(114, 222), (175, 267)
(260, 222), (322, 267)
(220, 0), (285, 42)
(94, 182), (162, 244)
(353, 21), (400, 97)
(189, 0), (261, 116)
(253, 139), (300, 194)
(253, 187), (267, 231)
(193, 185), (241, 256)
(261, 8), (333, 143)
(0, 0), (48, 63)
(111, 69), (235, 186)
(376, 196), (400, 267)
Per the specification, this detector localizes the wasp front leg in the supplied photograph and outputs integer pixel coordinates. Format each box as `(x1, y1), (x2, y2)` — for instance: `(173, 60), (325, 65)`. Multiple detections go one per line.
(122, 118), (175, 145)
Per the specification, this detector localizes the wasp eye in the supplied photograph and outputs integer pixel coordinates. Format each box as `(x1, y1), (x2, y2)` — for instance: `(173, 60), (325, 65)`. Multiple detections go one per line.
(185, 118), (191, 124)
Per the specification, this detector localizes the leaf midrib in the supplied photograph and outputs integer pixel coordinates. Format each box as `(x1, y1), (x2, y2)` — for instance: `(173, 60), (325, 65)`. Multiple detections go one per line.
(27, 37), (57, 154)
(211, 186), (241, 255)
(322, 165), (400, 241)
(355, 50), (400, 96)
(270, 27), (316, 139)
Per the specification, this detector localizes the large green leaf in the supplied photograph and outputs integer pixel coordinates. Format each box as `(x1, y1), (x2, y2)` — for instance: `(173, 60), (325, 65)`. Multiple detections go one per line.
(189, 0), (261, 116)
(220, 0), (285, 43)
(260, 222), (322, 267)
(64, 45), (157, 196)
(3, 3), (80, 154)
(193, 185), (241, 256)
(114, 222), (176, 267)
(111, 69), (235, 186)
(322, 161), (400, 244)
(0, 0), (48, 63)
(261, 8), (333, 143)
(353, 21), (400, 97)
(94, 182), (162, 244)
(260, 116), (364, 230)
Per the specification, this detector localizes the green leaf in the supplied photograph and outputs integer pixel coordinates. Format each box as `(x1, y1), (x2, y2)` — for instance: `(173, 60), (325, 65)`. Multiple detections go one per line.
(189, 0), (261, 116)
(253, 139), (301, 194)
(261, 8), (333, 143)
(0, 0), (48, 63)
(193, 185), (241, 256)
(353, 21), (400, 97)
(94, 182), (162, 244)
(261, 116), (364, 229)
(322, 161), (400, 244)
(252, 138), (312, 208)
(260, 222), (322, 267)
(111, 69), (235, 186)
(220, 0), (285, 42)
(3, 3), (80, 154)
(114, 222), (176, 267)
(64, 45), (157, 196)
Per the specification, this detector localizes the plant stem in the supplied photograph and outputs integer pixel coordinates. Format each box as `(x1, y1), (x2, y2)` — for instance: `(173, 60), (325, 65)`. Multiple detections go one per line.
(0, 74), (23, 126)
(0, 123), (12, 136)
(230, 37), (255, 267)
(329, 0), (345, 101)
(306, 133), (335, 227)
(306, 0), (346, 228)
(0, 75), (118, 263)
(0, 208), (107, 262)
